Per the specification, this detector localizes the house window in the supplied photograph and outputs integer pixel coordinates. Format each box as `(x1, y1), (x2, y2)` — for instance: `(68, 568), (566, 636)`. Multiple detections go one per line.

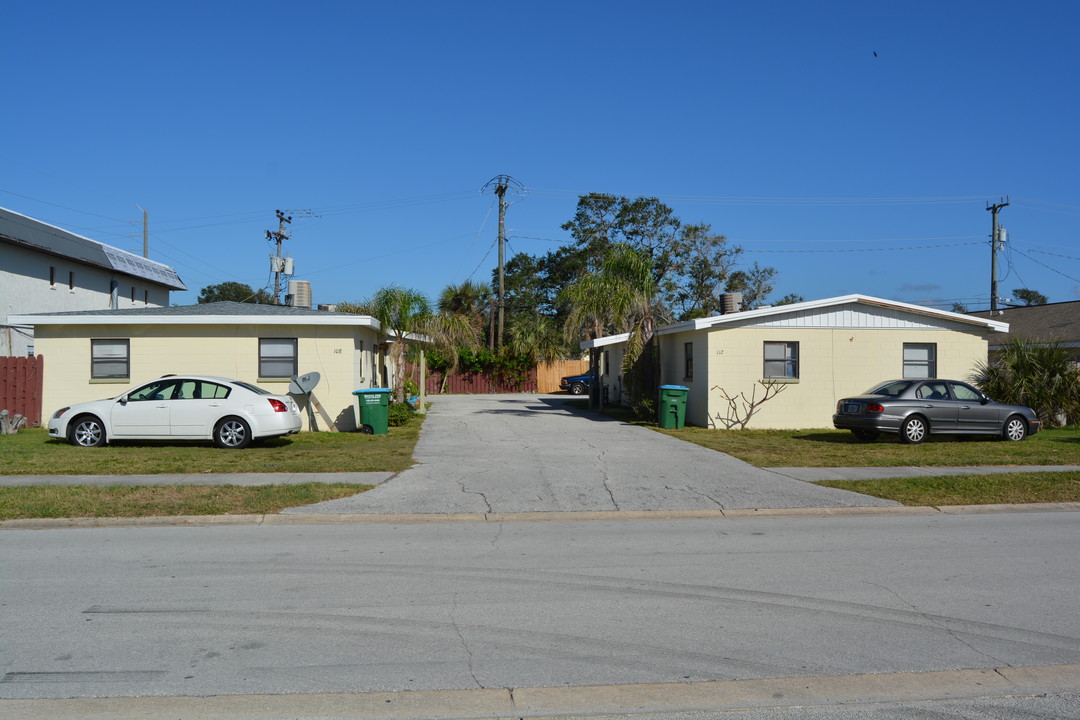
(903, 343), (937, 379)
(49, 266), (56, 287)
(764, 341), (799, 378)
(684, 342), (693, 380)
(604, 350), (610, 376)
(91, 339), (130, 379)
(68, 271), (75, 291)
(143, 290), (149, 305)
(259, 338), (297, 378)
(131, 286), (136, 302)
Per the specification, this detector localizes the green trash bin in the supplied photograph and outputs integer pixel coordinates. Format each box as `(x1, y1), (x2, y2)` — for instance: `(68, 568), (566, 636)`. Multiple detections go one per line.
(352, 388), (391, 434)
(658, 385), (689, 429)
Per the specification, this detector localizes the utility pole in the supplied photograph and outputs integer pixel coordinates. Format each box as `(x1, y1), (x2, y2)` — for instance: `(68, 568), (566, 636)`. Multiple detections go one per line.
(481, 175), (524, 348)
(266, 210), (292, 305)
(495, 180), (508, 347)
(987, 197), (1009, 314)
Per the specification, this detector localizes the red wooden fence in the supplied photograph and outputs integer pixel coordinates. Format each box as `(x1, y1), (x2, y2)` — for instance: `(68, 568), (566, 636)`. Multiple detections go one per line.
(405, 363), (538, 394)
(0, 355), (44, 426)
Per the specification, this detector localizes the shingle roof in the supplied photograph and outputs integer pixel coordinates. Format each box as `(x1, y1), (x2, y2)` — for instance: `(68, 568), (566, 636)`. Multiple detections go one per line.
(970, 301), (1080, 347)
(0, 206), (186, 290)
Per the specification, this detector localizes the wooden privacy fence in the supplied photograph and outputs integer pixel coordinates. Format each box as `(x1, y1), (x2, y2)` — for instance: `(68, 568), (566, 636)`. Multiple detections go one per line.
(536, 359), (589, 393)
(0, 355), (44, 426)
(405, 359), (591, 395)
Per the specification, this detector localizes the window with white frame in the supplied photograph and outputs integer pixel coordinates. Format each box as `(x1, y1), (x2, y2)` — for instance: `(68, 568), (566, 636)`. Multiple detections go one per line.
(763, 341), (799, 378)
(684, 342), (693, 380)
(259, 338), (298, 378)
(903, 343), (937, 379)
(91, 339), (130, 379)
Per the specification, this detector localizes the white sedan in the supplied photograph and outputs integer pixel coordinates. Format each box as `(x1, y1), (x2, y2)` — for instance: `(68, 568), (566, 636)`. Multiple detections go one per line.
(48, 375), (302, 449)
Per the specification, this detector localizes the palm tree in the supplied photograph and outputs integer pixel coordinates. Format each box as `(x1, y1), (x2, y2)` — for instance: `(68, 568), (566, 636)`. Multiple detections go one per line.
(368, 286), (436, 401)
(505, 313), (567, 365)
(971, 337), (1080, 428)
(561, 243), (670, 407)
(438, 280), (492, 348)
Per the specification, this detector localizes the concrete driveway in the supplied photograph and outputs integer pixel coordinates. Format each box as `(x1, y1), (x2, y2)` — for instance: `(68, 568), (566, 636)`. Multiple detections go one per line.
(290, 394), (898, 514)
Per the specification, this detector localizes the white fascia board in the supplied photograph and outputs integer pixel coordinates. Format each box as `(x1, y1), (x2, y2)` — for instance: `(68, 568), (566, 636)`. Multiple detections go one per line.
(579, 332), (630, 350)
(8, 314), (382, 331)
(663, 294), (1009, 334)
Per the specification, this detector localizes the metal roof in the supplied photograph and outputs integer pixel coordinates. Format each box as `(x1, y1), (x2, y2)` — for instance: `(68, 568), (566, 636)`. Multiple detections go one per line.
(0, 206), (187, 290)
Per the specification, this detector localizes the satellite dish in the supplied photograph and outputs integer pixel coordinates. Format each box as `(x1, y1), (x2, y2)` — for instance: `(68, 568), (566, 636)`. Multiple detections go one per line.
(289, 371), (321, 395)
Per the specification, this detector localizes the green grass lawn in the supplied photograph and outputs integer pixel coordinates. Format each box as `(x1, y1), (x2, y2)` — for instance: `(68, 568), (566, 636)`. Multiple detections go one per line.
(0, 416), (423, 475)
(817, 472), (1080, 506)
(0, 483), (373, 520)
(652, 425), (1080, 468)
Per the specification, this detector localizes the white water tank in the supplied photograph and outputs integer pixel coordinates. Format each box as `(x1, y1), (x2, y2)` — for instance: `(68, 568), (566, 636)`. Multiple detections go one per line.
(288, 280), (312, 308)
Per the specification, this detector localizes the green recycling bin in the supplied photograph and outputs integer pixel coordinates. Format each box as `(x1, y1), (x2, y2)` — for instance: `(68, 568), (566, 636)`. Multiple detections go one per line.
(658, 385), (689, 429)
(352, 388), (391, 434)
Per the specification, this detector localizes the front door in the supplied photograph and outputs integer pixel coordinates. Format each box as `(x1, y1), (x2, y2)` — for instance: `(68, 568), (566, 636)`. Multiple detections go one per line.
(950, 381), (1001, 433)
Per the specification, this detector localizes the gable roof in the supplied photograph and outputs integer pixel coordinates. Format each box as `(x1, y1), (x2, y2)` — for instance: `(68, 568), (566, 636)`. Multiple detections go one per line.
(969, 300), (1080, 348)
(0, 206), (186, 290)
(582, 294), (1009, 349)
(9, 301), (380, 329)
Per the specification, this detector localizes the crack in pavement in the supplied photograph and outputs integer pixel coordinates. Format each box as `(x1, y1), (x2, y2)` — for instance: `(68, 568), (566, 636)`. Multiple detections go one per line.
(449, 592), (483, 689)
(682, 485), (728, 513)
(457, 481), (493, 513)
(867, 581), (1011, 667)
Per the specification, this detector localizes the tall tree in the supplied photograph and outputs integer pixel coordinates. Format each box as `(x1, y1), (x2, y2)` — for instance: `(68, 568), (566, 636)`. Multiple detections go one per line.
(664, 223), (743, 319)
(561, 194), (681, 283)
(727, 263), (777, 310)
(561, 243), (670, 407)
(438, 280), (491, 345)
(197, 282), (273, 304)
(369, 286), (435, 401)
(1012, 288), (1048, 306)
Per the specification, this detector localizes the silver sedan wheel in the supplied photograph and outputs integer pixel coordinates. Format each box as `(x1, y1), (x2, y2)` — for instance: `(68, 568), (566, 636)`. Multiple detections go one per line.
(900, 416), (927, 444)
(1003, 416), (1028, 442)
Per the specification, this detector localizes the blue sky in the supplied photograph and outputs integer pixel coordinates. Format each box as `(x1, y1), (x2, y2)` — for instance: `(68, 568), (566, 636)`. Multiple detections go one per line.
(4, 1), (1078, 311)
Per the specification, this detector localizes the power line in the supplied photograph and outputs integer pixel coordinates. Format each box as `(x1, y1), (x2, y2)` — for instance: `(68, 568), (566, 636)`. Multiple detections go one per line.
(525, 188), (997, 206)
(745, 241), (984, 253)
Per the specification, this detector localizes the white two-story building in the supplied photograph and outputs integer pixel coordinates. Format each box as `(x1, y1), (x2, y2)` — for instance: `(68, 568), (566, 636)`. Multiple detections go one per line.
(1, 206), (187, 356)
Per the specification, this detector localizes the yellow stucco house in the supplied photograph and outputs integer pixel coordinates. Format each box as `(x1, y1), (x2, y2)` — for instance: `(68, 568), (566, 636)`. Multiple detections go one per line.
(582, 294), (1009, 429)
(10, 302), (393, 432)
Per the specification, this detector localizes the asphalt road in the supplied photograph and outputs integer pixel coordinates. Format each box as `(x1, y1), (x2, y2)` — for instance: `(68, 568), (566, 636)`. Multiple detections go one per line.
(3, 512), (1079, 713)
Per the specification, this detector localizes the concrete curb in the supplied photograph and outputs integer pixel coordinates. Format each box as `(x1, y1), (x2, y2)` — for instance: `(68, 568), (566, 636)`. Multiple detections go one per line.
(3, 663), (1078, 719)
(4, 502), (1079, 530)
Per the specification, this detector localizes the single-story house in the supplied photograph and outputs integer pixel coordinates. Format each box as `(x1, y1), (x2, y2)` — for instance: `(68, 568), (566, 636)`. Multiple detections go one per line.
(582, 294), (1009, 429)
(970, 300), (1080, 363)
(8, 301), (394, 432)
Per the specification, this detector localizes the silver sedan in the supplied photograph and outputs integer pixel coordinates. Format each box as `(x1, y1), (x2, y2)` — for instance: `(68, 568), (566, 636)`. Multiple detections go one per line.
(833, 379), (1041, 444)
